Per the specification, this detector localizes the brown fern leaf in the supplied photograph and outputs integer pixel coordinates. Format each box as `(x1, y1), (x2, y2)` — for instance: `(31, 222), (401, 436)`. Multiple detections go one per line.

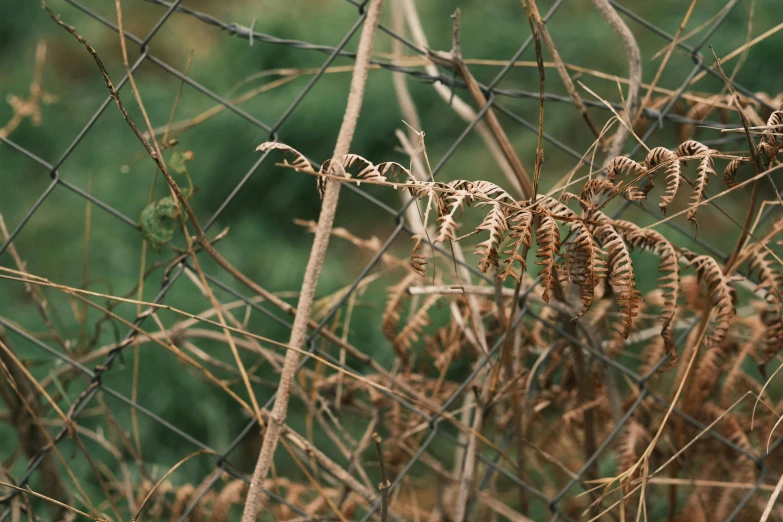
(593, 216), (641, 339)
(382, 273), (418, 343)
(686, 254), (737, 349)
(618, 222), (680, 352)
(760, 309), (783, 365)
(534, 216), (560, 302)
(701, 404), (756, 521)
(501, 210), (533, 282)
(211, 480), (246, 521)
(748, 241), (783, 360)
(475, 202), (508, 273)
(721, 328), (764, 407)
(435, 190), (472, 244)
(723, 158), (748, 188)
(644, 146), (681, 214)
(759, 110), (783, 159)
(567, 222), (607, 320)
(470, 180), (517, 204)
(256, 142), (311, 171)
(580, 179), (617, 209)
(676, 140), (715, 227)
(376, 161), (413, 181)
(170, 484), (195, 522)
(616, 420), (650, 479)
(409, 234), (428, 277)
(606, 156), (644, 180)
(748, 244), (783, 308)
(639, 335), (676, 375)
(689, 339), (733, 405)
(393, 294), (441, 363)
(536, 196), (606, 317)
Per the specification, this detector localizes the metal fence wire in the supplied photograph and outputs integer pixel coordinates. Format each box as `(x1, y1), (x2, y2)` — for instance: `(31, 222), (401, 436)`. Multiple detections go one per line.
(0, 0), (782, 520)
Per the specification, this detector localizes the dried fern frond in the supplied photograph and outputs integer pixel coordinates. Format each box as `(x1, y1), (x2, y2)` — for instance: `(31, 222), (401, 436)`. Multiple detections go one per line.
(435, 190), (473, 244)
(721, 326), (764, 407)
(722, 157), (748, 188)
(393, 294), (441, 364)
(618, 221), (680, 352)
(537, 195), (606, 317)
(382, 273), (419, 344)
(675, 140), (716, 228)
(644, 146), (681, 214)
(580, 179), (618, 209)
(211, 480), (246, 521)
(534, 215), (560, 302)
(566, 222), (607, 320)
(469, 180), (517, 204)
(748, 243), (783, 308)
(758, 110), (783, 159)
(606, 156), (645, 180)
(686, 254), (737, 349)
(409, 234), (428, 277)
(616, 420), (650, 481)
(256, 142), (312, 171)
(593, 216), (640, 339)
(500, 210), (533, 282)
(474, 202), (508, 273)
(689, 338), (733, 404)
(749, 241), (783, 362)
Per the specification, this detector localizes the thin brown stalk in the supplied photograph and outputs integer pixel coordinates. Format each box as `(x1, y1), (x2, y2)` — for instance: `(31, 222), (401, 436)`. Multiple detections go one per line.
(240, 1), (385, 519)
(427, 9), (533, 199)
(374, 433), (391, 522)
(526, 0), (604, 148)
(589, 0), (642, 162)
(520, 0), (546, 201)
(0, 332), (68, 520)
(708, 47), (763, 275)
(400, 0), (522, 195)
(633, 0), (698, 126)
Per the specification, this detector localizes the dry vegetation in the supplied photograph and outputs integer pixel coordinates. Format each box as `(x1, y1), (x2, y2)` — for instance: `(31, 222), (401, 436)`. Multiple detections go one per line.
(1, 0), (783, 521)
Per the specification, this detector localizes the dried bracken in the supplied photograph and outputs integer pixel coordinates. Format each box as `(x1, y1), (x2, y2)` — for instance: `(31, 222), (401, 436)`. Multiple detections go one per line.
(500, 210), (533, 282)
(685, 253), (737, 349)
(475, 202), (508, 273)
(593, 214), (640, 339)
(676, 140), (716, 227)
(645, 146), (681, 213)
(534, 216), (560, 303)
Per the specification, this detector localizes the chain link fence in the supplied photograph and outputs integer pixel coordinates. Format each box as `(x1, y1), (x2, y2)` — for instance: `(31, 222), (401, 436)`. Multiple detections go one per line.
(0, 0), (781, 520)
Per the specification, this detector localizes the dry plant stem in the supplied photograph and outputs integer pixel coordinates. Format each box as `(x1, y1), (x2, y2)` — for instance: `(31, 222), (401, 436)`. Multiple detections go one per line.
(0, 332), (67, 520)
(709, 48), (763, 275)
(589, 0), (641, 162)
(241, 1), (385, 519)
(390, 21), (489, 356)
(632, 0), (697, 126)
(400, 0), (522, 196)
(520, 0), (545, 201)
(427, 9), (533, 199)
(526, 0), (604, 147)
(0, 215), (67, 351)
(454, 378), (488, 522)
(395, 131), (489, 356)
(374, 433), (391, 522)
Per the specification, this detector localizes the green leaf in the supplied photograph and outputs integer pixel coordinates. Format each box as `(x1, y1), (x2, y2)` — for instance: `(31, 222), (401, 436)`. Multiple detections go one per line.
(140, 196), (180, 249)
(168, 150), (193, 175)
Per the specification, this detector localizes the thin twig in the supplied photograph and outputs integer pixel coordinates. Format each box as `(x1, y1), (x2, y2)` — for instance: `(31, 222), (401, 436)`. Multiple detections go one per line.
(589, 0), (642, 163)
(427, 9), (534, 199)
(373, 433), (391, 522)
